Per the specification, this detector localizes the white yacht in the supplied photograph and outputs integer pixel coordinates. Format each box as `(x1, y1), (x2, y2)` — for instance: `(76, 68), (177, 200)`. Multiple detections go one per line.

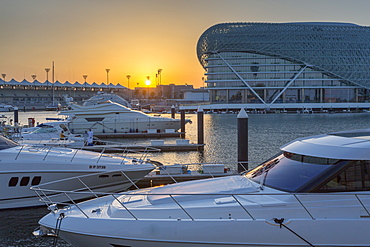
(0, 104), (14, 112)
(0, 135), (155, 210)
(35, 129), (370, 246)
(11, 121), (85, 148)
(59, 101), (187, 134)
(82, 92), (132, 108)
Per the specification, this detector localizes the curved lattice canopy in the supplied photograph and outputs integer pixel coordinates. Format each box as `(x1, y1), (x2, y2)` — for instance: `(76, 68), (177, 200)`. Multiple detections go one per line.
(197, 22), (370, 88)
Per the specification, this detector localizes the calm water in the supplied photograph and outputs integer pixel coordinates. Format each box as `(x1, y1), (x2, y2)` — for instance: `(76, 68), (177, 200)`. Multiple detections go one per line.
(1, 111), (370, 246)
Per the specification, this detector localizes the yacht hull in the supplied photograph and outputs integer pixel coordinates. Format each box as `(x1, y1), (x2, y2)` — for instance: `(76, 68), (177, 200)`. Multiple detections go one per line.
(67, 119), (181, 134)
(40, 218), (370, 247)
(60, 101), (186, 134)
(0, 169), (151, 209)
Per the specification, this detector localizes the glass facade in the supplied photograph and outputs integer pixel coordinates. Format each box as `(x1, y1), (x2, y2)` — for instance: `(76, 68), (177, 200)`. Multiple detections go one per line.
(196, 22), (370, 108)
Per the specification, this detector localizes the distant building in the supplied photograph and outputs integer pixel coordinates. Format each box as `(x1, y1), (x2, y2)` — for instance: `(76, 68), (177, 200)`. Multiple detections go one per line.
(183, 88), (209, 102)
(196, 22), (370, 111)
(134, 84), (194, 99)
(0, 78), (129, 109)
(165, 88), (210, 107)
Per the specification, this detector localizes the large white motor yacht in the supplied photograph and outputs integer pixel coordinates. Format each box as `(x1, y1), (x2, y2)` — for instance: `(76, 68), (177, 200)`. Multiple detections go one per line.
(82, 92), (132, 108)
(35, 129), (370, 246)
(0, 135), (155, 210)
(59, 101), (187, 134)
(12, 121), (85, 148)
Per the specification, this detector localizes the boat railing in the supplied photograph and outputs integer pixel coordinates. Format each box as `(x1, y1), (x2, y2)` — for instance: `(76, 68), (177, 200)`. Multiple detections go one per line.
(31, 180), (370, 221)
(147, 162), (248, 183)
(10, 141), (158, 165)
(31, 169), (145, 210)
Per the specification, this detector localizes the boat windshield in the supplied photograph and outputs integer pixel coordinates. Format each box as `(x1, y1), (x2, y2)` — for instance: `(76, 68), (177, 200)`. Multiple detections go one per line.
(246, 152), (341, 192)
(31, 126), (58, 134)
(0, 135), (19, 150)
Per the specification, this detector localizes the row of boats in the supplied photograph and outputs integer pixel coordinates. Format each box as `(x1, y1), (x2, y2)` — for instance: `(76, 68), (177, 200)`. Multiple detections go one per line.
(3, 95), (370, 246)
(13, 128), (370, 246)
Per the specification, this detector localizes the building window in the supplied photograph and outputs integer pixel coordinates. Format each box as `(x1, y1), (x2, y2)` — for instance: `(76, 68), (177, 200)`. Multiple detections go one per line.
(304, 89), (320, 103)
(228, 90), (243, 103)
(213, 90), (227, 103)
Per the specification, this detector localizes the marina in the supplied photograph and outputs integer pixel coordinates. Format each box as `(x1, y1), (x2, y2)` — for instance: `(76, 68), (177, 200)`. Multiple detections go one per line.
(2, 111), (370, 246)
(34, 128), (370, 246)
(3, 1), (370, 246)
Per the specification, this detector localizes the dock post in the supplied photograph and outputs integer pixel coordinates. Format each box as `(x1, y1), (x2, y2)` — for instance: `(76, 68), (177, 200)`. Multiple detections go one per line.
(237, 108), (248, 173)
(197, 107), (204, 145)
(171, 105), (175, 119)
(180, 108), (185, 138)
(14, 107), (19, 126)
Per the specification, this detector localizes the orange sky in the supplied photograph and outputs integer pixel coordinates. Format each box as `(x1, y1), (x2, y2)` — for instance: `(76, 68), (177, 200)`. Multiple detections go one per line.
(2, 0), (370, 88)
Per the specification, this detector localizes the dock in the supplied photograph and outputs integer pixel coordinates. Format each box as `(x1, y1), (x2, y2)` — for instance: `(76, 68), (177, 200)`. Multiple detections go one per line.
(135, 173), (232, 188)
(133, 163), (236, 188)
(80, 138), (204, 153)
(81, 143), (205, 152)
(94, 132), (184, 139)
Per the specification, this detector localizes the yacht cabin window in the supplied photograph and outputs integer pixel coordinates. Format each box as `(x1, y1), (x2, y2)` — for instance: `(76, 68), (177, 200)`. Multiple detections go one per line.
(316, 160), (370, 192)
(246, 152), (337, 192)
(247, 151), (370, 193)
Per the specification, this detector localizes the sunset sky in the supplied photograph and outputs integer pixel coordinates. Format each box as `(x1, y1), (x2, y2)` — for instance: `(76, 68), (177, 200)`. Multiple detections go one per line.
(2, 0), (370, 88)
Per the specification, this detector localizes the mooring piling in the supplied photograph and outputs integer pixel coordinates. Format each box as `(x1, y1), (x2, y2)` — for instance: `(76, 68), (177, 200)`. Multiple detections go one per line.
(237, 108), (249, 173)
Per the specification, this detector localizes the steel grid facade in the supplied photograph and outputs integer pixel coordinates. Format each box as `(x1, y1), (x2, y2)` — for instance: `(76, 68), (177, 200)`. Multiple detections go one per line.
(196, 22), (370, 108)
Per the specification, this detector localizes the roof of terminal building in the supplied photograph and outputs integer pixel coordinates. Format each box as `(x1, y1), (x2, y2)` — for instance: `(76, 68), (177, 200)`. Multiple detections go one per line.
(197, 22), (370, 89)
(0, 78), (127, 89)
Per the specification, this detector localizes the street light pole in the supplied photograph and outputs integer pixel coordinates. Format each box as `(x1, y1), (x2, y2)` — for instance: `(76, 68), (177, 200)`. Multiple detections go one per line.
(157, 69), (162, 85)
(126, 75), (131, 89)
(126, 75), (131, 100)
(45, 68), (50, 87)
(83, 75), (88, 90)
(106, 69), (110, 91)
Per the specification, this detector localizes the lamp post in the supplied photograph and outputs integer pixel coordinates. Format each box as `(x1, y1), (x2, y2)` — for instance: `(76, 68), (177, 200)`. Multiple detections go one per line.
(106, 69), (110, 91)
(157, 69), (162, 85)
(126, 75), (131, 100)
(126, 75), (131, 89)
(83, 75), (88, 90)
(45, 68), (50, 87)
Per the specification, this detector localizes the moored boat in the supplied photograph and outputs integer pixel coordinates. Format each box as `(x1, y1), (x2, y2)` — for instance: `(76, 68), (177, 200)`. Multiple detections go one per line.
(0, 104), (14, 112)
(0, 135), (155, 209)
(35, 129), (370, 246)
(59, 101), (190, 134)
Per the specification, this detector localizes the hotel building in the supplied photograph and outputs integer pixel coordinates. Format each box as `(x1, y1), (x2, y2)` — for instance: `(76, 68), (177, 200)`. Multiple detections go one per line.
(196, 22), (370, 111)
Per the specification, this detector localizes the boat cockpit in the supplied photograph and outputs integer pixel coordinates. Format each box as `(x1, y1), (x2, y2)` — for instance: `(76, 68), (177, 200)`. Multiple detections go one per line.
(246, 151), (370, 193)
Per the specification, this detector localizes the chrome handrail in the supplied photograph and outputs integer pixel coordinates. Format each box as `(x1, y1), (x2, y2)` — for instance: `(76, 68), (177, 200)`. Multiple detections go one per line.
(31, 176), (370, 221)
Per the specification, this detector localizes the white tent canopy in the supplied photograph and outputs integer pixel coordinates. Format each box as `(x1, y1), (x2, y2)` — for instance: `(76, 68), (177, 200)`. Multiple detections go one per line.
(0, 78), (128, 89)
